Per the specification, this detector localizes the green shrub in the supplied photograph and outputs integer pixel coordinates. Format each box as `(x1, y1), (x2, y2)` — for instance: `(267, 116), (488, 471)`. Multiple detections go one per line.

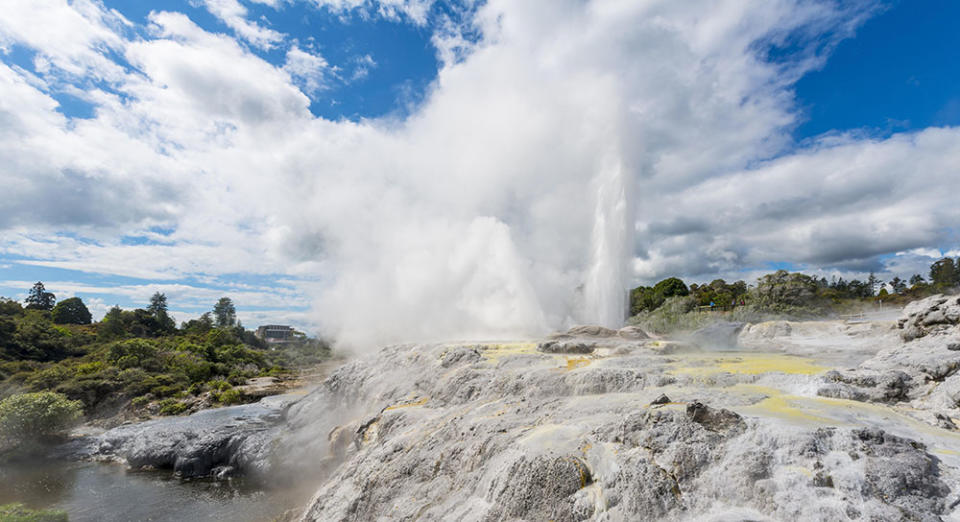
(107, 339), (160, 371)
(0, 503), (68, 522)
(207, 379), (232, 392)
(157, 399), (189, 416)
(213, 388), (246, 405)
(0, 392), (82, 445)
(24, 366), (72, 390)
(168, 352), (212, 383)
(131, 395), (152, 407)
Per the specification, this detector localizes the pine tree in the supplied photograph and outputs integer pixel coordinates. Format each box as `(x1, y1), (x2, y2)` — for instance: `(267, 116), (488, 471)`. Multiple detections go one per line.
(24, 282), (56, 311)
(147, 292), (175, 333)
(147, 292), (168, 316)
(213, 297), (236, 328)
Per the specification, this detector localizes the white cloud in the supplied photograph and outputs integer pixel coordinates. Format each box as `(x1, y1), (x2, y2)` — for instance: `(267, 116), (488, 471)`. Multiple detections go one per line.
(635, 127), (960, 283)
(350, 53), (376, 81)
(283, 45), (332, 95)
(4, 0), (955, 350)
(0, 0), (128, 81)
(201, 0), (285, 50)
(310, 0), (434, 25)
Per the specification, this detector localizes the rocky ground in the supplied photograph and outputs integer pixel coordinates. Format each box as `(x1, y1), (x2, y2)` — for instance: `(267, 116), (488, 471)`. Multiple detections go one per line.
(60, 295), (960, 521)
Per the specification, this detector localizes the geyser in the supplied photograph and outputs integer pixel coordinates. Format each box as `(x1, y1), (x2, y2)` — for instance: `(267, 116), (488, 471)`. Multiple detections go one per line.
(582, 155), (632, 328)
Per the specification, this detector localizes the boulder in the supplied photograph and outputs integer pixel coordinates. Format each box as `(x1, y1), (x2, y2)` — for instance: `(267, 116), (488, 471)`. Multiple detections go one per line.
(537, 340), (595, 354)
(898, 294), (960, 341)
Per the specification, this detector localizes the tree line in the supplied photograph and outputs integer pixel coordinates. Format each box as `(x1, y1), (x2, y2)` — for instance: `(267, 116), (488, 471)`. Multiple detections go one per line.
(630, 255), (960, 316)
(21, 281), (241, 332)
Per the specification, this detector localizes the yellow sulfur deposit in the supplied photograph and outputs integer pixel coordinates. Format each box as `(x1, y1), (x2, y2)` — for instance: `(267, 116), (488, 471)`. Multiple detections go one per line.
(479, 342), (539, 362)
(667, 352), (826, 377)
(565, 357), (591, 370)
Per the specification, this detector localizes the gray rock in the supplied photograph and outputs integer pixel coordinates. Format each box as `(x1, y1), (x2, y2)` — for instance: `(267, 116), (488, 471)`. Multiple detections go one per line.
(818, 369), (912, 403)
(617, 325), (650, 340)
(898, 294), (960, 341)
(650, 393), (671, 405)
(537, 340), (595, 354)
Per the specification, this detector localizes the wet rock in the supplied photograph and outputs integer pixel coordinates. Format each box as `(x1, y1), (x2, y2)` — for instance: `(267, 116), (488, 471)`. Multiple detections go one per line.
(75, 399), (293, 478)
(852, 428), (950, 517)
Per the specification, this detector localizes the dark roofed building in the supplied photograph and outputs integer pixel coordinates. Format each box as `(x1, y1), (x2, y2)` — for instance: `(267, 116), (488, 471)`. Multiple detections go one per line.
(255, 324), (295, 344)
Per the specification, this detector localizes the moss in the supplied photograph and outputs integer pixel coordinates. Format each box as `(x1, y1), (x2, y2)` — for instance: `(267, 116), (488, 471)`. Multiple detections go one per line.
(0, 503), (68, 522)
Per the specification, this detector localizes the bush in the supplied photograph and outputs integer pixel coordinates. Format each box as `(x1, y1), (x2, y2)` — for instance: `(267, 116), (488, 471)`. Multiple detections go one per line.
(0, 392), (82, 446)
(157, 399), (189, 416)
(213, 388), (246, 405)
(131, 395), (152, 407)
(107, 339), (160, 371)
(0, 503), (68, 522)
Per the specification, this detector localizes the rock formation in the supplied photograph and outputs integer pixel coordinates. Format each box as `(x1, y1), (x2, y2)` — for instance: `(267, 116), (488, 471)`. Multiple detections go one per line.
(65, 297), (960, 521)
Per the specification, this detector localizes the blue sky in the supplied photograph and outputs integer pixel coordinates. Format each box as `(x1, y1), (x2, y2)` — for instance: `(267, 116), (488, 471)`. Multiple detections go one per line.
(792, 0), (960, 141)
(1, 0), (959, 341)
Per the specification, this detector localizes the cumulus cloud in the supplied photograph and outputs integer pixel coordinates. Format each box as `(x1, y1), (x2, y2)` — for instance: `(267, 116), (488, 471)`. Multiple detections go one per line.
(1, 0), (954, 347)
(635, 128), (960, 283)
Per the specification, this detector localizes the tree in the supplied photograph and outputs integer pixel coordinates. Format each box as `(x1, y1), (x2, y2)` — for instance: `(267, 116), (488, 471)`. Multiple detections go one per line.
(24, 282), (55, 311)
(909, 274), (926, 286)
(0, 392), (82, 446)
(213, 297), (236, 328)
(889, 277), (907, 294)
(629, 278), (690, 315)
(0, 297), (23, 316)
(930, 257), (959, 287)
(652, 277), (689, 299)
(51, 297), (92, 325)
(866, 272), (879, 297)
(98, 305), (125, 338)
(147, 292), (168, 316)
(147, 292), (175, 333)
(182, 312), (214, 334)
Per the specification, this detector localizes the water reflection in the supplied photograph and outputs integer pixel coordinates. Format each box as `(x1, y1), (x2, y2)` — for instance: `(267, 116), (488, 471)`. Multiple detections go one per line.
(0, 458), (304, 522)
